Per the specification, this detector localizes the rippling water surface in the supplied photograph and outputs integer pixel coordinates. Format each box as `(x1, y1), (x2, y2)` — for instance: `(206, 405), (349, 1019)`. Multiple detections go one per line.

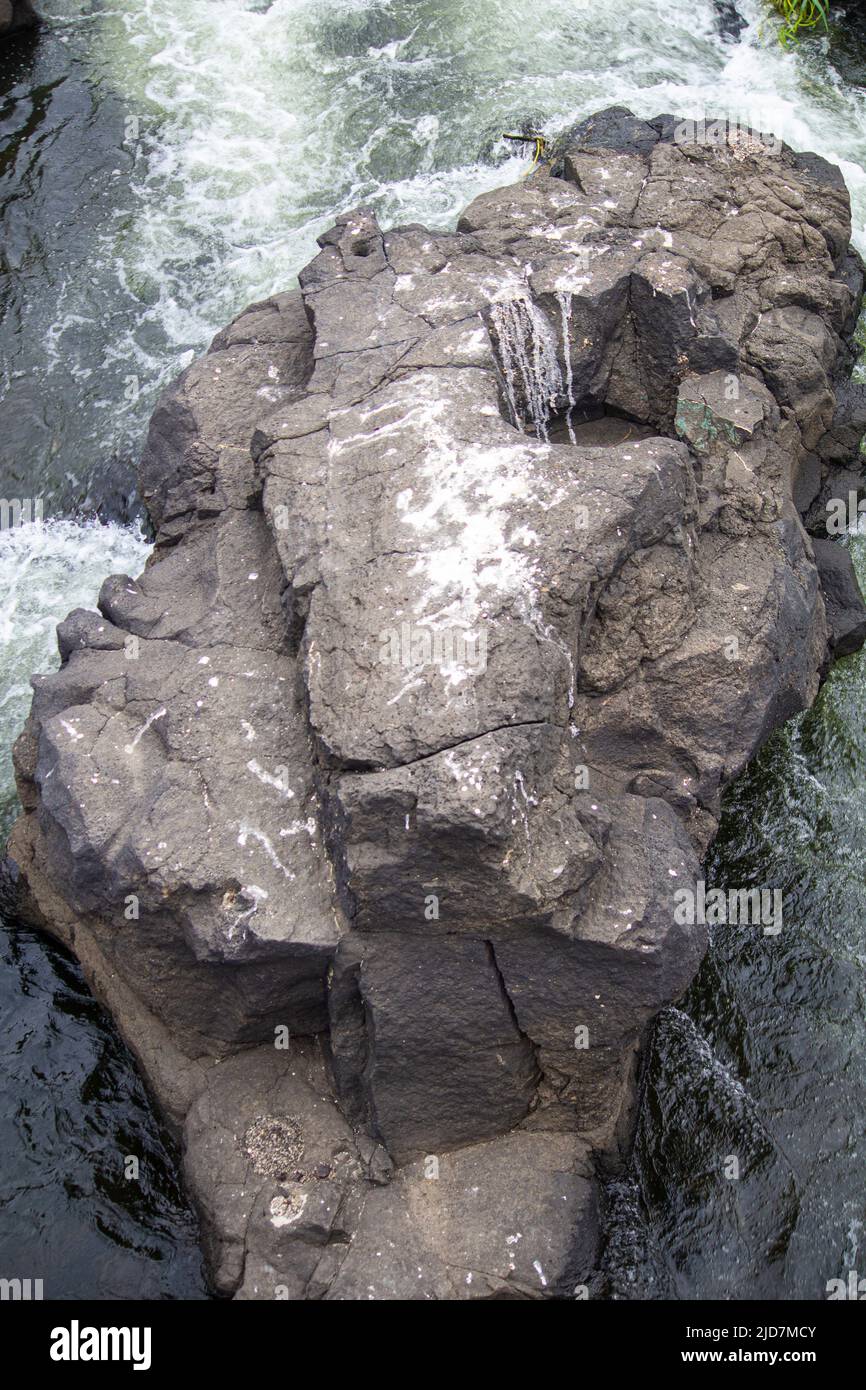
(0, 521), (209, 1297)
(1, 0), (866, 1295)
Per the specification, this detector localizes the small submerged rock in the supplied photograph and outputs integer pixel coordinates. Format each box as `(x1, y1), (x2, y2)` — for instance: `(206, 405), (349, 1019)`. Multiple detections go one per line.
(713, 0), (748, 42)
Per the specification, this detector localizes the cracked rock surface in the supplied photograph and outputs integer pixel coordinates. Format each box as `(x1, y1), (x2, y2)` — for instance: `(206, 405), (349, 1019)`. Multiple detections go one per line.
(6, 106), (866, 1299)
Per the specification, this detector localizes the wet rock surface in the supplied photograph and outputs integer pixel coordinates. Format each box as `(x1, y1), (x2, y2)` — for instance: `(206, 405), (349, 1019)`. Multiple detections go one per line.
(713, 1), (747, 42)
(6, 107), (866, 1298)
(0, 2), (38, 41)
(828, 4), (866, 87)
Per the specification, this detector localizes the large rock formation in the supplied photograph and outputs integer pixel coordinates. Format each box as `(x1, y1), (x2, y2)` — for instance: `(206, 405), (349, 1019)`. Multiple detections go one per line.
(6, 107), (866, 1299)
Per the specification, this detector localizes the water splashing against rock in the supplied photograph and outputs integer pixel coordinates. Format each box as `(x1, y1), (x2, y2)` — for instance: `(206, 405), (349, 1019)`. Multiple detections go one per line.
(556, 290), (578, 444)
(490, 296), (563, 440)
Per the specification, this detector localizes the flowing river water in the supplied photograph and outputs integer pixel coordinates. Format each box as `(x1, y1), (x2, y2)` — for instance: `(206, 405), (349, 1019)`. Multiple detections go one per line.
(1, 0), (865, 1298)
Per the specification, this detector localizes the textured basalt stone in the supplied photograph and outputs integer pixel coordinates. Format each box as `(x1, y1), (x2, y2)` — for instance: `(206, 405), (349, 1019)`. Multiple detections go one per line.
(6, 108), (866, 1299)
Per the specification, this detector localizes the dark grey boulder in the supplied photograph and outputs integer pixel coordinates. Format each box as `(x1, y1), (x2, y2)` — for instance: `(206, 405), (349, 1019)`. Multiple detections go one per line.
(6, 107), (866, 1299)
(812, 537), (866, 658)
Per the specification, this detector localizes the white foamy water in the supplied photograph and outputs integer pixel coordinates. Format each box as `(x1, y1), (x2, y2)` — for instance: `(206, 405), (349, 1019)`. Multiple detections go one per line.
(0, 521), (151, 828)
(45, 0), (866, 380)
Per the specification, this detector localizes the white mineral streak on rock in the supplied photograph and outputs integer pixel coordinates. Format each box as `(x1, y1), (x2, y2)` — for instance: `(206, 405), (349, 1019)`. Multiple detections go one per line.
(246, 758), (294, 797)
(236, 824), (296, 880)
(386, 673), (426, 705)
(270, 1192), (307, 1228)
(123, 706), (167, 754)
(371, 384), (556, 690)
(512, 768), (538, 854)
(226, 884), (269, 938)
(555, 290), (577, 444)
(279, 818), (318, 838)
